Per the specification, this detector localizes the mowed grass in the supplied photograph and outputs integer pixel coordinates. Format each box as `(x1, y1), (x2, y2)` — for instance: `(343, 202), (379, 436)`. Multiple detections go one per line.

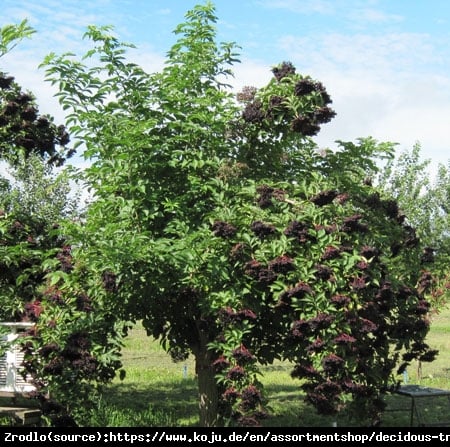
(96, 305), (450, 427)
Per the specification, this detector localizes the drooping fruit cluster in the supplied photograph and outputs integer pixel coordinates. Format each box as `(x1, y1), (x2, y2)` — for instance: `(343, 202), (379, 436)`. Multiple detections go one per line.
(0, 71), (73, 166)
(239, 62), (336, 137)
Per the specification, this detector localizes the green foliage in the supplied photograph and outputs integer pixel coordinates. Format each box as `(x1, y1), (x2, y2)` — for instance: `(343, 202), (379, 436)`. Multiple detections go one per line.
(0, 19), (35, 58)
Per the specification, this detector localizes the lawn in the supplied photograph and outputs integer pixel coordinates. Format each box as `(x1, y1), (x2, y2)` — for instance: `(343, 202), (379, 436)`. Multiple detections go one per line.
(94, 305), (450, 427)
(2, 306), (448, 427)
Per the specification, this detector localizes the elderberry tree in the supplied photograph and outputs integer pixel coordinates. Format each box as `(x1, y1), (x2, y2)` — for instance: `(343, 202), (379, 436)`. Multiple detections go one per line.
(40, 2), (438, 427)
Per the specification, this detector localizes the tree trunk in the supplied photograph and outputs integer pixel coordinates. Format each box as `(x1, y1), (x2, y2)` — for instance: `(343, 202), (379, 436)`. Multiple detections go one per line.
(194, 332), (220, 427)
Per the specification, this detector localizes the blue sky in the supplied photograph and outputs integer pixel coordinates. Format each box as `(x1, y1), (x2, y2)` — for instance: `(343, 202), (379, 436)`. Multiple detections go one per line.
(1, 0), (450, 174)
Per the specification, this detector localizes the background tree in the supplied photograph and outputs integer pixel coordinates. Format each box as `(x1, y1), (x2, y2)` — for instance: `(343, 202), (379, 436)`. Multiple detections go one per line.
(376, 144), (450, 311)
(0, 23), (73, 167)
(0, 18), (74, 322)
(0, 22), (127, 426)
(40, 2), (438, 427)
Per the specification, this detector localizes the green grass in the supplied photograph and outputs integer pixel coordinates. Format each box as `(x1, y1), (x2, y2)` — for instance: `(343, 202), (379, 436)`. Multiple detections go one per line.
(3, 307), (448, 427)
(92, 305), (450, 427)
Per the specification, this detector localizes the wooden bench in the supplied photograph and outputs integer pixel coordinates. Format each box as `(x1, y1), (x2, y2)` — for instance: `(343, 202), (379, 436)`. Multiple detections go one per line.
(0, 322), (42, 426)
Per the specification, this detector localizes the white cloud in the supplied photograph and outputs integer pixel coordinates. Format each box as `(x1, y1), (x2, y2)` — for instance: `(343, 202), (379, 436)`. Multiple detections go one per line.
(278, 32), (437, 77)
(257, 0), (336, 15)
(347, 7), (403, 25)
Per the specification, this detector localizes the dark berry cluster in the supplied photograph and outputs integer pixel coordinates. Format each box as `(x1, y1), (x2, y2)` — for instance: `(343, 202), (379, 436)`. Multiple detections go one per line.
(211, 220), (237, 238)
(382, 199), (399, 218)
(0, 72), (73, 165)
(244, 259), (277, 284)
(250, 220), (277, 239)
(312, 81), (332, 105)
(232, 345), (255, 365)
(310, 189), (339, 206)
(291, 319), (310, 338)
(314, 264), (334, 281)
(0, 73), (14, 89)
(284, 220), (314, 243)
(268, 255), (295, 274)
(102, 270), (118, 293)
(32, 330), (98, 382)
(421, 247), (435, 264)
(291, 115), (320, 136)
(307, 313), (335, 331)
(242, 100), (265, 123)
(341, 214), (368, 233)
(294, 78), (333, 105)
(244, 259), (263, 277)
(241, 63), (336, 138)
(23, 300), (43, 321)
(39, 342), (60, 358)
(291, 363), (321, 380)
(360, 245), (380, 260)
(240, 385), (262, 411)
(321, 245), (341, 261)
(43, 357), (64, 375)
(222, 386), (240, 402)
(56, 245), (73, 272)
(417, 270), (434, 294)
(256, 184), (286, 208)
(226, 365), (246, 381)
(294, 78), (316, 96)
(272, 61), (296, 81)
(318, 113), (340, 132)
(321, 353), (344, 373)
(305, 391), (337, 415)
(415, 299), (430, 315)
(333, 333), (357, 345)
(245, 255), (296, 285)
(278, 281), (313, 308)
(76, 293), (93, 312)
(212, 355), (230, 372)
(218, 307), (257, 325)
(306, 337), (325, 353)
(357, 318), (378, 334)
(330, 294), (351, 307)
